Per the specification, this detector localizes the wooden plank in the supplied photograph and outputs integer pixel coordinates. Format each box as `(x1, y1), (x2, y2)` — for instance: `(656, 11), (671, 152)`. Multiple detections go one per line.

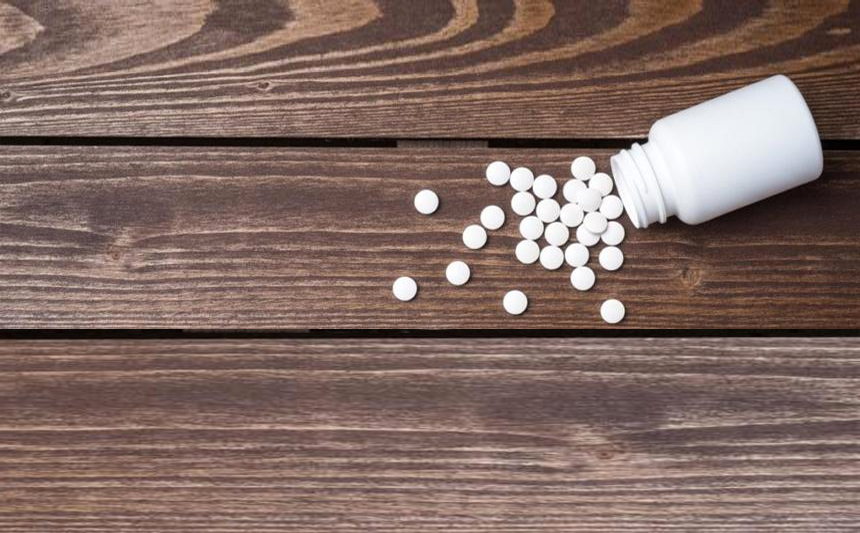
(0, 338), (858, 531)
(0, 146), (858, 328)
(0, 1), (858, 139)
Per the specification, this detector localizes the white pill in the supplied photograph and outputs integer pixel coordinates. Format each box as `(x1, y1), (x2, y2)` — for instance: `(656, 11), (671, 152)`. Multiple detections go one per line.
(511, 191), (536, 216)
(600, 195), (624, 220)
(414, 189), (439, 215)
(570, 156), (596, 181)
(519, 216), (544, 241)
(576, 224), (600, 246)
(544, 222), (570, 247)
(445, 261), (471, 286)
(532, 174), (557, 199)
(486, 161), (511, 186)
(503, 290), (528, 316)
(575, 188), (602, 212)
(600, 299), (625, 324)
(463, 224), (487, 250)
(480, 205), (505, 230)
(560, 203), (584, 227)
(589, 173), (614, 196)
(536, 198), (560, 223)
(539, 245), (564, 270)
(515, 239), (540, 265)
(570, 266), (596, 291)
(598, 246), (624, 271)
(392, 276), (418, 301)
(601, 221), (625, 246)
(563, 179), (587, 203)
(565, 242), (589, 267)
(510, 167), (534, 192)
(583, 211), (608, 234)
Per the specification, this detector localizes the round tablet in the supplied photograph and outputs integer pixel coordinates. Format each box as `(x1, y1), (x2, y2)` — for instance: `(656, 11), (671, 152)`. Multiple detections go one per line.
(519, 216), (544, 241)
(414, 189), (439, 215)
(601, 221), (625, 246)
(565, 242), (589, 267)
(510, 167), (535, 192)
(539, 245), (564, 270)
(570, 266), (596, 291)
(532, 174), (557, 199)
(600, 299), (625, 324)
(480, 205), (505, 230)
(503, 290), (528, 316)
(515, 239), (540, 265)
(598, 246), (624, 271)
(563, 179), (587, 203)
(445, 261), (471, 286)
(560, 203), (584, 227)
(575, 188), (602, 212)
(486, 161), (511, 186)
(544, 222), (570, 247)
(583, 212), (608, 234)
(511, 191), (536, 216)
(392, 276), (418, 301)
(571, 156), (596, 181)
(589, 173), (614, 196)
(463, 224), (488, 250)
(576, 224), (600, 247)
(535, 198), (560, 223)
(600, 195), (624, 220)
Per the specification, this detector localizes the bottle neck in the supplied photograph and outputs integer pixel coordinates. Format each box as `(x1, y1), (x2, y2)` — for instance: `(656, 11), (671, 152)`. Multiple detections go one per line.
(610, 142), (675, 229)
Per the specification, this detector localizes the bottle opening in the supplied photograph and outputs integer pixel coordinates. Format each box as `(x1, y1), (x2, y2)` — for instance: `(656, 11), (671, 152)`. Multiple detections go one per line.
(610, 143), (668, 229)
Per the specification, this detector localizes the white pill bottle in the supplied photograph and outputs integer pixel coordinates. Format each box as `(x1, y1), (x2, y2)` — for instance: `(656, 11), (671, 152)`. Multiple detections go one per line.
(611, 75), (823, 228)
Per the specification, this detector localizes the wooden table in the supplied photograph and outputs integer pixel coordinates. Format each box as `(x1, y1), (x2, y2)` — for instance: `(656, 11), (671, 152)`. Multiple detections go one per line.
(1, 1), (858, 531)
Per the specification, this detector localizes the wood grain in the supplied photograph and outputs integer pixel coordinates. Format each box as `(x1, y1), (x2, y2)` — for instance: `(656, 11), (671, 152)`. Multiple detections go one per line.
(0, 1), (858, 138)
(0, 338), (858, 531)
(0, 146), (858, 329)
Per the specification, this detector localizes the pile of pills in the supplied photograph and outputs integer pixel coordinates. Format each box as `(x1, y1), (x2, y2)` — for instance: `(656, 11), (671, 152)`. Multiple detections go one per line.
(394, 156), (627, 324)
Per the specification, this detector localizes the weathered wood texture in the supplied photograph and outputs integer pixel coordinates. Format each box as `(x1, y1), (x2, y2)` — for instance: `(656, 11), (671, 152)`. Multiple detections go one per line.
(0, 0), (858, 138)
(0, 338), (858, 532)
(0, 146), (858, 328)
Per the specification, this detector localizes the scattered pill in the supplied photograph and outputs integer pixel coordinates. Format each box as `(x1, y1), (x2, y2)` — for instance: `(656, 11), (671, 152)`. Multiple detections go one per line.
(600, 299), (625, 324)
(589, 173), (614, 196)
(544, 222), (570, 247)
(563, 179), (587, 203)
(536, 198), (560, 223)
(463, 224), (488, 250)
(570, 266), (596, 291)
(503, 290), (528, 315)
(532, 174), (558, 199)
(565, 242), (589, 267)
(571, 156), (596, 181)
(601, 221), (625, 246)
(539, 245), (564, 270)
(445, 261), (471, 286)
(510, 167), (535, 192)
(515, 239), (540, 264)
(598, 246), (624, 271)
(511, 191), (536, 216)
(576, 224), (601, 246)
(519, 216), (544, 241)
(575, 188), (602, 212)
(583, 211), (608, 234)
(480, 205), (505, 230)
(486, 161), (511, 186)
(393, 276), (418, 301)
(414, 189), (439, 215)
(600, 195), (624, 220)
(560, 203), (584, 227)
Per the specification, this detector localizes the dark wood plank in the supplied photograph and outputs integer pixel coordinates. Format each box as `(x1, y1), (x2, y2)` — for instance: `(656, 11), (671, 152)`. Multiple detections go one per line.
(0, 338), (858, 531)
(0, 146), (858, 328)
(0, 1), (858, 138)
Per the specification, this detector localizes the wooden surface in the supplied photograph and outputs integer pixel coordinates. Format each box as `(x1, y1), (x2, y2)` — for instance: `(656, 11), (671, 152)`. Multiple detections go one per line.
(0, 338), (858, 531)
(0, 146), (858, 328)
(0, 0), (859, 138)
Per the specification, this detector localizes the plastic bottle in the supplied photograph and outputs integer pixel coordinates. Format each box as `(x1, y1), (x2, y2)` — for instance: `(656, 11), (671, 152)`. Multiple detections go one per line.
(610, 75), (823, 228)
